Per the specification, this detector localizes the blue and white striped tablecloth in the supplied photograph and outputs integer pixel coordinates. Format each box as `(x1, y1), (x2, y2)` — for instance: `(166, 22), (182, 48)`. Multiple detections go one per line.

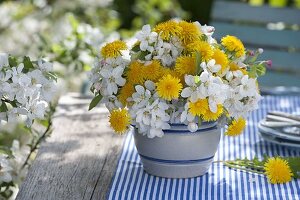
(107, 96), (300, 200)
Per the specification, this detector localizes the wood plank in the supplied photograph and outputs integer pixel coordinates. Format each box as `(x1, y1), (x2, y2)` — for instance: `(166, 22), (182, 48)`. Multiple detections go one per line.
(212, 1), (300, 25)
(259, 49), (300, 73)
(16, 93), (125, 200)
(258, 70), (300, 87)
(212, 22), (300, 50)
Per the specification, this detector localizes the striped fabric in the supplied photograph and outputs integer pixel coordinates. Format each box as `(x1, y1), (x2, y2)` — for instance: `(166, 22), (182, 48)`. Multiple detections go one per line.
(108, 96), (300, 200)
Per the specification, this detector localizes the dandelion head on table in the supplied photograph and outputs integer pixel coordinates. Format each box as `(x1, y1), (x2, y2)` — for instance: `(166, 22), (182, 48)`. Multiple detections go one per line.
(264, 157), (293, 184)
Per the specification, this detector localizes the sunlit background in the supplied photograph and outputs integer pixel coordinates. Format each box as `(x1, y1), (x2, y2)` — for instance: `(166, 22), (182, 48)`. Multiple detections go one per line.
(0, 0), (299, 199)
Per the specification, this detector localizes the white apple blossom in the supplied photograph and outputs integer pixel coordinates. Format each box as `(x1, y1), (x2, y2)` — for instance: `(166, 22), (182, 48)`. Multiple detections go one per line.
(181, 75), (202, 102)
(0, 53), (9, 69)
(38, 60), (53, 72)
(194, 22), (216, 44)
(101, 95), (122, 111)
(100, 66), (126, 96)
(200, 60), (221, 74)
(130, 85), (152, 109)
(238, 75), (257, 97)
(0, 55), (56, 127)
(135, 25), (158, 52)
(153, 36), (183, 67)
(199, 70), (228, 113)
(188, 122), (198, 132)
(180, 102), (196, 123)
(0, 154), (13, 184)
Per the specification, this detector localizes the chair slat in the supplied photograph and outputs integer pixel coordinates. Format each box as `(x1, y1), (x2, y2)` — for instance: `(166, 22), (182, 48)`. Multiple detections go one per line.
(212, 22), (300, 50)
(212, 1), (300, 25)
(259, 49), (300, 73)
(258, 70), (300, 87)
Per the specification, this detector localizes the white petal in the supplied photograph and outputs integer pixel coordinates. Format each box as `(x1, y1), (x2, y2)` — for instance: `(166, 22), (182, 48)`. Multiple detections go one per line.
(200, 71), (209, 82)
(184, 75), (194, 86)
(145, 80), (155, 91)
(190, 92), (199, 103)
(187, 113), (195, 122)
(142, 24), (151, 33)
(135, 85), (145, 94)
(181, 87), (193, 98)
(209, 98), (217, 113)
(116, 77), (126, 86)
(140, 41), (148, 51)
(113, 67), (124, 78)
(100, 69), (111, 78)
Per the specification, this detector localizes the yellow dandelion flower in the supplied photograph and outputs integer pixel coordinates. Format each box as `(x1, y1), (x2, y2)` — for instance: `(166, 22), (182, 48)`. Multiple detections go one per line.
(154, 20), (182, 40)
(126, 61), (146, 84)
(160, 67), (185, 85)
(188, 99), (209, 117)
(178, 21), (201, 46)
(229, 62), (248, 75)
(221, 35), (245, 58)
(187, 41), (213, 62)
(118, 82), (135, 106)
(175, 55), (196, 75)
(212, 49), (229, 76)
(109, 108), (131, 134)
(264, 157), (293, 184)
(225, 117), (246, 136)
(144, 60), (163, 82)
(202, 105), (223, 121)
(101, 40), (127, 58)
(156, 74), (182, 101)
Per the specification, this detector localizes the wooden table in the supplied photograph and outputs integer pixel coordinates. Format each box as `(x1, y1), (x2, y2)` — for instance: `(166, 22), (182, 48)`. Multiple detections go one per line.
(16, 93), (124, 200)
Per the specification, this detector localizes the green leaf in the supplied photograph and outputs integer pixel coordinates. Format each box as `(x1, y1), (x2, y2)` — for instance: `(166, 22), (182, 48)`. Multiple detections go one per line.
(201, 34), (208, 42)
(68, 14), (79, 30)
(131, 43), (140, 52)
(198, 117), (202, 126)
(0, 146), (12, 157)
(36, 119), (49, 128)
(51, 44), (64, 54)
(46, 72), (58, 82)
(256, 64), (266, 77)
(286, 157), (300, 179)
(0, 101), (8, 112)
(195, 51), (202, 75)
(23, 56), (34, 71)
(8, 56), (17, 67)
(248, 64), (266, 78)
(89, 94), (103, 111)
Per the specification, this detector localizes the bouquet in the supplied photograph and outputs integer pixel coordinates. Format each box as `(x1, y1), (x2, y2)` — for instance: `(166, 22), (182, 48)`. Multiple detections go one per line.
(89, 20), (268, 138)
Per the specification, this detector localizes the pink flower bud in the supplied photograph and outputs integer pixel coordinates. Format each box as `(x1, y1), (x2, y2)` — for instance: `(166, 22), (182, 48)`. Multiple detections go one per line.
(248, 51), (255, 56)
(266, 60), (272, 68)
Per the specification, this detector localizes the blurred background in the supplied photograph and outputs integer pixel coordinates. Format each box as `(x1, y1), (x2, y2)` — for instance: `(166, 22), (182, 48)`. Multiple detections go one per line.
(0, 0), (299, 91)
(0, 0), (299, 198)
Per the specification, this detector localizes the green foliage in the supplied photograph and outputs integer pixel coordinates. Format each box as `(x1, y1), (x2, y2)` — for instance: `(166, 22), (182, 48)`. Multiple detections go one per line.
(249, 64), (266, 78)
(286, 157), (300, 178)
(195, 51), (203, 75)
(89, 93), (103, 111)
(221, 155), (300, 180)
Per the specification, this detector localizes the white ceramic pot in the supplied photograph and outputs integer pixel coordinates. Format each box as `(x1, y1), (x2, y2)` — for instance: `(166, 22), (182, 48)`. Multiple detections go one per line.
(133, 122), (221, 178)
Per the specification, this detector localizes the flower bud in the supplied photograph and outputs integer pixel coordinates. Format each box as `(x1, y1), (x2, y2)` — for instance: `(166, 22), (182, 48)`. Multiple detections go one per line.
(188, 122), (198, 132)
(266, 60), (272, 68)
(258, 48), (264, 54)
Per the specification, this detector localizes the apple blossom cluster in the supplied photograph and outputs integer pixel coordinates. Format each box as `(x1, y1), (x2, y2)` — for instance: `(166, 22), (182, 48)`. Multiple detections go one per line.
(89, 20), (268, 138)
(0, 140), (30, 186)
(0, 53), (56, 127)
